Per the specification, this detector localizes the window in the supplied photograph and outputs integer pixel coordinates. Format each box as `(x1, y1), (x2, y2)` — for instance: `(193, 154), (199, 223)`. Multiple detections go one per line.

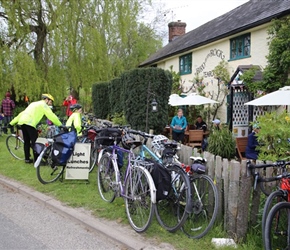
(230, 34), (251, 60)
(179, 53), (192, 75)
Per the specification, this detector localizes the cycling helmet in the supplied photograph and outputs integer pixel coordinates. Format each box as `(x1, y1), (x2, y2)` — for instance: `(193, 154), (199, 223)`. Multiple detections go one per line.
(70, 103), (82, 112)
(42, 93), (54, 102)
(151, 135), (168, 151)
(121, 133), (137, 149)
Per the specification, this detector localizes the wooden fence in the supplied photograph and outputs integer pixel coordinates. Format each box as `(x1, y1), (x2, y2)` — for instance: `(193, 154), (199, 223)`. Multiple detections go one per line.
(178, 144), (267, 242)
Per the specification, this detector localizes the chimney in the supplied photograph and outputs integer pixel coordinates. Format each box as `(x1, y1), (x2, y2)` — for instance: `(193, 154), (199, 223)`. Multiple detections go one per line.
(168, 20), (186, 43)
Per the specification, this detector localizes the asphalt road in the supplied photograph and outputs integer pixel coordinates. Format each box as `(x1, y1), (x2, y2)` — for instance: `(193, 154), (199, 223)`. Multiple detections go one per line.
(0, 175), (175, 250)
(0, 184), (125, 250)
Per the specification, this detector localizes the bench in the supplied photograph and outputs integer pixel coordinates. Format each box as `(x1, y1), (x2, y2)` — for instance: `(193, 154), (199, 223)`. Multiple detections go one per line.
(236, 137), (248, 161)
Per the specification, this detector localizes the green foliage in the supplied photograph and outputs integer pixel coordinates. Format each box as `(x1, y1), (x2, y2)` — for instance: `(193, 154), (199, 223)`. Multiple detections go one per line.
(91, 82), (110, 118)
(123, 67), (172, 133)
(108, 77), (125, 115)
(92, 68), (172, 133)
(255, 110), (290, 161)
(207, 126), (236, 159)
(240, 66), (262, 94)
(0, 0), (162, 106)
(257, 17), (290, 92)
(110, 112), (128, 126)
(203, 60), (230, 122)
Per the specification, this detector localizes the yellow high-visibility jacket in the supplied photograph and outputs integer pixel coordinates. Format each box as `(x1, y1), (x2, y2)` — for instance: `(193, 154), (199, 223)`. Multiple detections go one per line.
(10, 100), (62, 128)
(65, 112), (82, 136)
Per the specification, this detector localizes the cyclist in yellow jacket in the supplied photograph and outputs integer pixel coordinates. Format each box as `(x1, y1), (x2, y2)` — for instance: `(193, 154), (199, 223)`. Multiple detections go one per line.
(10, 94), (62, 163)
(65, 104), (83, 136)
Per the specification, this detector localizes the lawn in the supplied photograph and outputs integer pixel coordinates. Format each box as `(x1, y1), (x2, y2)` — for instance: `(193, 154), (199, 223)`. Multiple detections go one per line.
(0, 134), (261, 250)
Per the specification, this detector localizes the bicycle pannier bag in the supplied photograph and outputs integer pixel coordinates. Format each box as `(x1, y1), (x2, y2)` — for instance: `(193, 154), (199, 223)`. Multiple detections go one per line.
(146, 159), (171, 201)
(96, 128), (122, 146)
(52, 130), (77, 165)
(33, 142), (46, 155)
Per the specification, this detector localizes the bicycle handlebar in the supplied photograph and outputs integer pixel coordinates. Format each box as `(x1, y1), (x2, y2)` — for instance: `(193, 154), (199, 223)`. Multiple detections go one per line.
(128, 129), (154, 139)
(247, 160), (290, 169)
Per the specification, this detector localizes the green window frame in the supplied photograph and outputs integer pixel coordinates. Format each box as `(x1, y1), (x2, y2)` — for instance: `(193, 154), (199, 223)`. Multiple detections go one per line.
(230, 34), (251, 60)
(179, 53), (192, 75)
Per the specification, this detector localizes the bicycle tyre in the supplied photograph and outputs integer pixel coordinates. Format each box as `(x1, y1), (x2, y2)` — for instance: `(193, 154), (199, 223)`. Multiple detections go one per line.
(181, 174), (218, 239)
(262, 190), (287, 246)
(6, 134), (25, 160)
(155, 164), (192, 232)
(125, 165), (155, 233)
(36, 145), (65, 184)
(97, 153), (116, 203)
(81, 137), (98, 173)
(264, 202), (290, 250)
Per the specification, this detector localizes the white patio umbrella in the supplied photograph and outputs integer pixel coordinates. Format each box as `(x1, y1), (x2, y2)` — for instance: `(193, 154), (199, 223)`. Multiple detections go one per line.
(169, 93), (219, 106)
(168, 94), (185, 106)
(244, 86), (290, 106)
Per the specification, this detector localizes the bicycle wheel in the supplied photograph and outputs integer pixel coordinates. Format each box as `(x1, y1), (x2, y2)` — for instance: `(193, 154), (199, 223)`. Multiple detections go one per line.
(264, 202), (290, 250)
(6, 134), (25, 160)
(181, 174), (218, 239)
(125, 165), (155, 233)
(262, 190), (287, 246)
(155, 164), (192, 232)
(81, 137), (98, 173)
(97, 153), (117, 203)
(36, 145), (65, 184)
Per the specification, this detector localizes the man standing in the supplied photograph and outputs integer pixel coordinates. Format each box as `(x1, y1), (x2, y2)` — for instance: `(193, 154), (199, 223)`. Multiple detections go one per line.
(10, 94), (62, 164)
(1, 92), (15, 134)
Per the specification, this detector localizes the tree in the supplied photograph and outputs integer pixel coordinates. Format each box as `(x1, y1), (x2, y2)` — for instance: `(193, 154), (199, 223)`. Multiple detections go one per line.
(246, 17), (290, 93)
(0, 0), (162, 106)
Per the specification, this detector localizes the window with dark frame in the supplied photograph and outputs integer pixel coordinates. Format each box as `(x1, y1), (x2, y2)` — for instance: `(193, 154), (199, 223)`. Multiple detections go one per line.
(230, 34), (251, 60)
(179, 53), (192, 75)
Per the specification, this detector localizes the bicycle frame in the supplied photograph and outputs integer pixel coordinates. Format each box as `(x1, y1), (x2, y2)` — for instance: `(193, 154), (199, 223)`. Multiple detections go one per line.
(247, 160), (290, 195)
(106, 142), (156, 203)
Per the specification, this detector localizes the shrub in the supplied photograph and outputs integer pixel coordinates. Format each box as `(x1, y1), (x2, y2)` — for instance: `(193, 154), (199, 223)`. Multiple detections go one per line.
(256, 110), (290, 161)
(207, 126), (236, 159)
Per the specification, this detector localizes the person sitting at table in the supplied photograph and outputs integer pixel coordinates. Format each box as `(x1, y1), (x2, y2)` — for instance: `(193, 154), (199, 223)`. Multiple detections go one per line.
(195, 115), (207, 132)
(245, 123), (260, 160)
(170, 108), (187, 143)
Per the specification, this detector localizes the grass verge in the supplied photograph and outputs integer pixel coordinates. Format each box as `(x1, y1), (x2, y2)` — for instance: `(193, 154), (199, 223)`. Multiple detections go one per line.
(0, 134), (262, 249)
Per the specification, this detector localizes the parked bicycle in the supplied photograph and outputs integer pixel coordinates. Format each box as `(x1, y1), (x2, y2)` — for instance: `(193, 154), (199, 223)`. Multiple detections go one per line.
(6, 125), (25, 160)
(247, 160), (282, 197)
(247, 160), (290, 248)
(151, 135), (218, 238)
(264, 201), (290, 250)
(126, 129), (192, 233)
(97, 127), (156, 233)
(34, 126), (77, 184)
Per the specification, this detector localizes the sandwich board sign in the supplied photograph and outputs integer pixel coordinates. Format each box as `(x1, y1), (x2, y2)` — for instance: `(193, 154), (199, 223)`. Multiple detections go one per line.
(65, 142), (90, 180)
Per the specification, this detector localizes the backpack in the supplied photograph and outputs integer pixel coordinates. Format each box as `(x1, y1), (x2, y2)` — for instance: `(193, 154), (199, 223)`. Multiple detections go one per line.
(146, 159), (171, 201)
(51, 130), (77, 166)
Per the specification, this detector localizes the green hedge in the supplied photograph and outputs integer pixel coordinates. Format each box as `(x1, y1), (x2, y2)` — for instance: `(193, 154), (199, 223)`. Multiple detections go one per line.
(92, 68), (172, 134)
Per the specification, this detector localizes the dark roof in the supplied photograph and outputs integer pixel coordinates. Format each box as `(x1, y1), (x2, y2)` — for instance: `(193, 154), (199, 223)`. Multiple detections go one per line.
(229, 65), (263, 87)
(140, 0), (290, 67)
